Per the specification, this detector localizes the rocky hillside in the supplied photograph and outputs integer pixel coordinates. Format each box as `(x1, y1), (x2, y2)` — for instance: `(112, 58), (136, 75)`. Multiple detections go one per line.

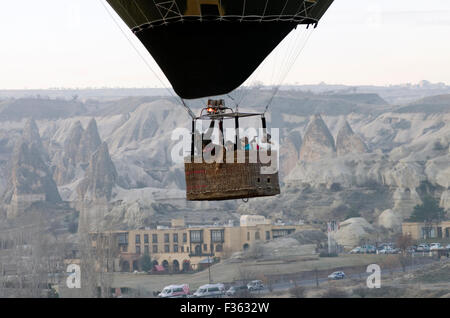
(0, 88), (448, 235)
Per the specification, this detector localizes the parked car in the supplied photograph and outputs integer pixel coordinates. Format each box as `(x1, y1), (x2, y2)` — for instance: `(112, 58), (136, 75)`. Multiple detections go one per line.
(225, 285), (248, 296)
(430, 243), (442, 250)
(350, 247), (362, 254)
(192, 284), (225, 298)
(362, 245), (377, 254)
(328, 271), (346, 280)
(379, 247), (399, 254)
(406, 246), (417, 253)
(417, 244), (430, 252)
(247, 280), (264, 291)
(158, 284), (190, 298)
(378, 243), (394, 251)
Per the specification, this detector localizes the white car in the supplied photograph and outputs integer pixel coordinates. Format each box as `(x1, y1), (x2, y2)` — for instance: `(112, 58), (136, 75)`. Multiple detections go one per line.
(350, 247), (361, 254)
(379, 247), (399, 254)
(247, 280), (264, 291)
(417, 244), (430, 252)
(328, 271), (346, 280)
(192, 284), (225, 298)
(158, 284), (190, 298)
(430, 243), (442, 250)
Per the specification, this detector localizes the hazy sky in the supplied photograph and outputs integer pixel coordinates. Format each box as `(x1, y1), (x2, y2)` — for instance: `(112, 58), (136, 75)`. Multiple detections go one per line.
(1, 0), (450, 90)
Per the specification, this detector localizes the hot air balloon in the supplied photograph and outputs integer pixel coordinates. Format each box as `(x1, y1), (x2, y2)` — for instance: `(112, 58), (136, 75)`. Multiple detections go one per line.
(104, 0), (334, 201)
(106, 0), (333, 99)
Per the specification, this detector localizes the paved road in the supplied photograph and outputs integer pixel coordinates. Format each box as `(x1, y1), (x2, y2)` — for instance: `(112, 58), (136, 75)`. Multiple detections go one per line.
(245, 257), (449, 296)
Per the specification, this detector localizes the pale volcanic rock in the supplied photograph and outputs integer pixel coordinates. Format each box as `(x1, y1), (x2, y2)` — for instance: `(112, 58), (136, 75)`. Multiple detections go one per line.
(22, 119), (44, 149)
(77, 142), (118, 202)
(77, 118), (102, 164)
(280, 130), (302, 178)
(425, 153), (450, 189)
(377, 209), (402, 231)
(440, 190), (450, 210)
(64, 121), (84, 165)
(382, 161), (426, 189)
(334, 218), (376, 248)
(392, 188), (422, 218)
(336, 118), (368, 156)
(299, 114), (336, 162)
(2, 122), (61, 218)
(53, 121), (85, 185)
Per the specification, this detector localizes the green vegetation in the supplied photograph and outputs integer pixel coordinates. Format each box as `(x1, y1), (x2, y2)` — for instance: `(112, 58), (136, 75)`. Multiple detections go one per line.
(65, 211), (79, 234)
(346, 208), (361, 219)
(140, 253), (153, 272)
(408, 195), (446, 223)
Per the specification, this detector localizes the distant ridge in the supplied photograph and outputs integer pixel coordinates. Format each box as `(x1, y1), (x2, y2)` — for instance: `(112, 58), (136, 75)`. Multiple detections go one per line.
(395, 94), (450, 113)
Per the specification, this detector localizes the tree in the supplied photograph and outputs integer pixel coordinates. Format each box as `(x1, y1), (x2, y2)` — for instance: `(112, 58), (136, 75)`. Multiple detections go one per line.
(140, 253), (153, 273)
(396, 234), (414, 253)
(408, 195), (446, 223)
(289, 283), (306, 298)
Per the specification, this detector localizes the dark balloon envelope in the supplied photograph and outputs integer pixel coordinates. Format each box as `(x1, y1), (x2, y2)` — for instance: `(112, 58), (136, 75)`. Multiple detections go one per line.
(106, 0), (334, 99)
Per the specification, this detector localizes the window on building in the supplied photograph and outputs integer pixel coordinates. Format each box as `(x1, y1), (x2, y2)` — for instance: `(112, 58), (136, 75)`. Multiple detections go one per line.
(266, 231), (270, 240)
(255, 232), (260, 240)
(422, 227), (435, 239)
(174, 245), (178, 253)
(136, 245), (141, 255)
(122, 246), (128, 252)
(144, 234), (149, 244)
(135, 234), (141, 244)
(153, 245), (158, 253)
(181, 246), (184, 253)
(118, 233), (128, 245)
(190, 230), (203, 243)
(173, 233), (178, 243)
(152, 234), (158, 243)
(164, 233), (170, 243)
(165, 245), (170, 253)
(216, 244), (223, 252)
(203, 244), (208, 251)
(211, 230), (224, 243)
(183, 233), (187, 243)
(144, 245), (149, 254)
(247, 232), (250, 241)
(272, 229), (295, 239)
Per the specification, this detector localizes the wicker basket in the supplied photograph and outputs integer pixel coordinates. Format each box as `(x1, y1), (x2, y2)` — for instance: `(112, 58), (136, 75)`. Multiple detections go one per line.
(184, 150), (280, 201)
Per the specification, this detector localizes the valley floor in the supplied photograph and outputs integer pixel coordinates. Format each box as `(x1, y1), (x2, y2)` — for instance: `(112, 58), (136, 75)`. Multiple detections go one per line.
(108, 253), (447, 297)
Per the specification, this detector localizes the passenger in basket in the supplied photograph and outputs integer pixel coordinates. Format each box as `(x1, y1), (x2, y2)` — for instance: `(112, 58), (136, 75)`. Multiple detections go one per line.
(242, 137), (251, 151)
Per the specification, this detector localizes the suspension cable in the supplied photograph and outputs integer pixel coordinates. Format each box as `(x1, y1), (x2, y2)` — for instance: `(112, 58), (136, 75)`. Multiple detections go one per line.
(98, 0), (195, 119)
(263, 25), (315, 114)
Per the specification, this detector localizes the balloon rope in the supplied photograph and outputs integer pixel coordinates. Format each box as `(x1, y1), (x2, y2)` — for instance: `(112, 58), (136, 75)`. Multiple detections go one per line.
(98, 0), (195, 119)
(264, 26), (315, 114)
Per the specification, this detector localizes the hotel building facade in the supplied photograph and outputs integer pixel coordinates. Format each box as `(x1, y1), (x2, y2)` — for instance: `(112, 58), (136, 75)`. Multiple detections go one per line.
(90, 215), (311, 272)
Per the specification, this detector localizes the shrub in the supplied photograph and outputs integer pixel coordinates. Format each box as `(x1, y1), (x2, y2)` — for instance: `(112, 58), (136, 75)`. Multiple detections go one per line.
(319, 252), (338, 257)
(289, 285), (306, 298)
(322, 287), (348, 298)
